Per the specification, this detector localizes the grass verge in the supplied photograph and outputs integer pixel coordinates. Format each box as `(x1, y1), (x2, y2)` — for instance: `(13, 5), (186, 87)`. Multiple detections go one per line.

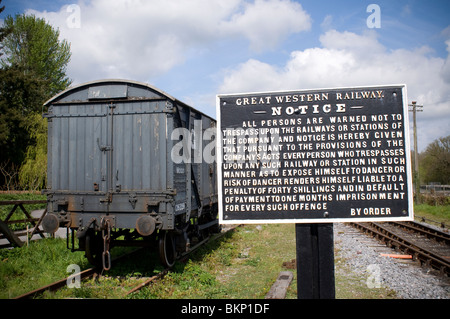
(130, 224), (397, 299)
(0, 238), (88, 298)
(413, 203), (450, 226)
(130, 224), (297, 299)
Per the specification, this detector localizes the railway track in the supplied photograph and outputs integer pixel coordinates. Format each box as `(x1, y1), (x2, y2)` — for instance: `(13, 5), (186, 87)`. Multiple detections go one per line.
(13, 249), (137, 299)
(14, 224), (239, 299)
(350, 221), (450, 277)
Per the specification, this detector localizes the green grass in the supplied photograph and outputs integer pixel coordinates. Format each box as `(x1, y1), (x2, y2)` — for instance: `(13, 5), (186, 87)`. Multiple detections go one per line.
(130, 224), (397, 299)
(0, 238), (88, 298)
(414, 202), (450, 227)
(0, 192), (46, 205)
(130, 224), (297, 299)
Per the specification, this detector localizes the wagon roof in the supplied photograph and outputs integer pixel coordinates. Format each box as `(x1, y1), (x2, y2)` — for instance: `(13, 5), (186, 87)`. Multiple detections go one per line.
(44, 79), (215, 121)
(44, 79), (182, 105)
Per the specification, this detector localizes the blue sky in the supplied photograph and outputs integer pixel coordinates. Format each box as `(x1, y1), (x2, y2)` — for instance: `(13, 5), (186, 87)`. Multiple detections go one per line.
(2, 0), (450, 151)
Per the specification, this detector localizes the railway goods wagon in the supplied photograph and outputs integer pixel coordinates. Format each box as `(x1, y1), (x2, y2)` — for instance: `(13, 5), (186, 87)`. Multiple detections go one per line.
(41, 79), (218, 269)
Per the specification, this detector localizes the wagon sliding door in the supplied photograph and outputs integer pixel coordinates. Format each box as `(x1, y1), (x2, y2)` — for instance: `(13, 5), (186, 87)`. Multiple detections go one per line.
(47, 103), (110, 195)
(112, 101), (168, 195)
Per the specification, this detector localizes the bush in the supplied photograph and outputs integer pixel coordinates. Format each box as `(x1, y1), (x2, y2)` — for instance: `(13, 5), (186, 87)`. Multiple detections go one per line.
(420, 193), (450, 206)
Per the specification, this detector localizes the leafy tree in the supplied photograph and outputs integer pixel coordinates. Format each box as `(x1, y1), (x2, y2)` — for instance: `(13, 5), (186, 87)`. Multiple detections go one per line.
(0, 12), (72, 189)
(0, 66), (49, 160)
(18, 113), (47, 190)
(420, 135), (450, 185)
(1, 13), (72, 96)
(0, 1), (12, 57)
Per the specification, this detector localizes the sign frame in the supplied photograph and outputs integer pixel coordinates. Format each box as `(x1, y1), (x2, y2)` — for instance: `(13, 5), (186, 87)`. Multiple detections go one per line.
(217, 84), (414, 224)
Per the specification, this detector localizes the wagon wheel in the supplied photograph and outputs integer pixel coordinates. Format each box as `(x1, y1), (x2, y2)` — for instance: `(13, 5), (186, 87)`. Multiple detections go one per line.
(85, 230), (102, 267)
(158, 231), (177, 268)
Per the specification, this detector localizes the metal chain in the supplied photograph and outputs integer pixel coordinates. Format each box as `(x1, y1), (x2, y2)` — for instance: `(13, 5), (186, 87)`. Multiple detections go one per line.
(102, 218), (111, 271)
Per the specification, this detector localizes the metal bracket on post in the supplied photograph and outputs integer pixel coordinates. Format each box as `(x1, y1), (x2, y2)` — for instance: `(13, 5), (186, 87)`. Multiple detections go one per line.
(295, 223), (335, 299)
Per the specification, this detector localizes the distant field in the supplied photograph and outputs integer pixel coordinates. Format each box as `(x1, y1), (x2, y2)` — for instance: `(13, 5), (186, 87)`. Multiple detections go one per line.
(0, 193), (46, 231)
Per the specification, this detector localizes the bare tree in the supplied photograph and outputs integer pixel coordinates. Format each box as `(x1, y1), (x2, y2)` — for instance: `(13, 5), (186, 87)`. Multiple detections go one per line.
(0, 160), (19, 190)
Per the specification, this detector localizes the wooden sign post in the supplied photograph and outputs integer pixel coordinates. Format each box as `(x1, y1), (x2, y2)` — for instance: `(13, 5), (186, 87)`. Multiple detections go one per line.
(296, 223), (335, 299)
(217, 85), (413, 299)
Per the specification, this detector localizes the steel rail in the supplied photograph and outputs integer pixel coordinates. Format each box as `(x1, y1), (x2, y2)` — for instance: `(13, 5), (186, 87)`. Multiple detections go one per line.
(125, 270), (169, 296)
(123, 237), (213, 297)
(14, 266), (98, 299)
(13, 248), (143, 299)
(389, 221), (450, 245)
(350, 222), (450, 276)
(124, 224), (241, 296)
(14, 225), (241, 299)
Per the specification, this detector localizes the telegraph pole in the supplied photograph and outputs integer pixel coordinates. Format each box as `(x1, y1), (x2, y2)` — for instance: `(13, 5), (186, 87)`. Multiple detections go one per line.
(409, 101), (423, 203)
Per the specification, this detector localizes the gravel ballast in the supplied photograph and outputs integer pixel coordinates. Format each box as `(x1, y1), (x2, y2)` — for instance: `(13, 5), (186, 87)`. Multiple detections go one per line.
(334, 223), (450, 299)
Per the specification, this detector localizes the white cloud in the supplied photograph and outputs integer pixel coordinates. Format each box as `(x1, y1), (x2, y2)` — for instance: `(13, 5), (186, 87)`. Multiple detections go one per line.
(26, 0), (311, 82)
(320, 15), (333, 31)
(22, 2), (449, 150)
(222, 0), (311, 51)
(441, 39), (450, 84)
(218, 29), (450, 151)
(319, 30), (385, 58)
